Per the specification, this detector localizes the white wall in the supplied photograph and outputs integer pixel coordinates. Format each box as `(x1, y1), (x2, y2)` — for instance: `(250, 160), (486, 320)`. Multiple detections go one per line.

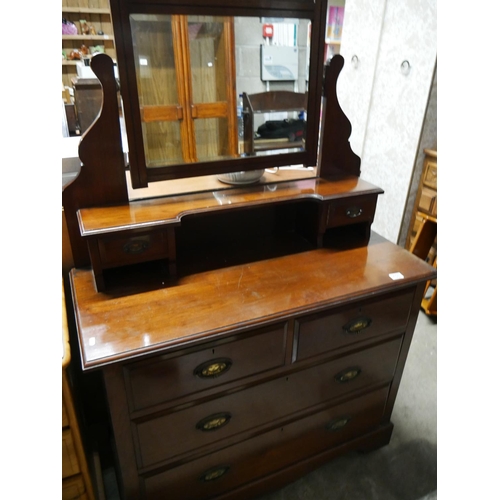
(337, 0), (437, 243)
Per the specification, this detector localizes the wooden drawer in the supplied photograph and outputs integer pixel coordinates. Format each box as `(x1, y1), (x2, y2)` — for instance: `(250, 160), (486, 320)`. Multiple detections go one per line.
(125, 324), (288, 412)
(135, 338), (401, 467)
(294, 290), (413, 361)
(62, 428), (81, 479)
(96, 230), (173, 269)
(62, 474), (88, 500)
(62, 397), (70, 428)
(325, 195), (378, 229)
(142, 386), (390, 499)
(418, 186), (437, 215)
(423, 160), (437, 189)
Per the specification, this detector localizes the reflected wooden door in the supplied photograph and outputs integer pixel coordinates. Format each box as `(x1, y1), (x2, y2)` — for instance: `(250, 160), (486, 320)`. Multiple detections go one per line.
(131, 14), (237, 168)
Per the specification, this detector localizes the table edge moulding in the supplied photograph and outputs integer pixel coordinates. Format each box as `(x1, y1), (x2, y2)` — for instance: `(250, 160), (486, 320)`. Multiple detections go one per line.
(62, 7), (436, 497)
(71, 233), (434, 371)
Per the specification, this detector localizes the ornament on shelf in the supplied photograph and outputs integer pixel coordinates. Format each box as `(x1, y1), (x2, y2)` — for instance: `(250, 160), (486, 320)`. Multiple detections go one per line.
(62, 18), (78, 35)
(80, 19), (90, 35)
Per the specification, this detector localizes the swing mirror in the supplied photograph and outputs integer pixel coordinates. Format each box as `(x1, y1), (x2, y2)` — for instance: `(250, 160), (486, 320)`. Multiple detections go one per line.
(111, 0), (327, 187)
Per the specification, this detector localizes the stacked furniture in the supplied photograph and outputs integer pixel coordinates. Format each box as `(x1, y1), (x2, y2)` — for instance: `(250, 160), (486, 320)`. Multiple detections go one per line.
(63, 1), (436, 498)
(62, 284), (95, 500)
(406, 149), (437, 315)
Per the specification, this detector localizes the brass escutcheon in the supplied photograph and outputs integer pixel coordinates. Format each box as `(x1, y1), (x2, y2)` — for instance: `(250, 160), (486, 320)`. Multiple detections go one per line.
(346, 206), (363, 218)
(200, 465), (230, 482)
(194, 358), (233, 379)
(335, 367), (361, 383)
(122, 239), (150, 254)
(326, 416), (351, 432)
(196, 412), (232, 432)
(342, 316), (372, 334)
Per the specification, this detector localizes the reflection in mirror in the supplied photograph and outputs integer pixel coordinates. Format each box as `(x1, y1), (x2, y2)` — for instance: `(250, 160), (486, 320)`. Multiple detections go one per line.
(129, 15), (311, 169)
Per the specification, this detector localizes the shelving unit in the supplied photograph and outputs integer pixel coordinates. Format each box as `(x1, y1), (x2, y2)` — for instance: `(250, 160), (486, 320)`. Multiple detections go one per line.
(406, 149), (437, 316)
(324, 3), (343, 61)
(62, 0), (116, 88)
(325, 40), (341, 62)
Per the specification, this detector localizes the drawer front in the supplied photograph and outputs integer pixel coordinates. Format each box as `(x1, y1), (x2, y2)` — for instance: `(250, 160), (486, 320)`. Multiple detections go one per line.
(98, 231), (171, 268)
(295, 290), (413, 361)
(142, 386), (389, 500)
(62, 474), (87, 500)
(62, 397), (69, 429)
(62, 429), (81, 479)
(423, 160), (437, 189)
(326, 196), (377, 228)
(418, 187), (437, 215)
(135, 338), (401, 467)
(126, 324), (288, 412)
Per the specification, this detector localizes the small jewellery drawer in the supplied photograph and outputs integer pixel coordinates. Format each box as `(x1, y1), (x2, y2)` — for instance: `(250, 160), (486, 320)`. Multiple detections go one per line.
(142, 386), (389, 500)
(96, 230), (173, 269)
(125, 324), (288, 412)
(295, 290), (413, 361)
(325, 195), (378, 228)
(134, 338), (401, 467)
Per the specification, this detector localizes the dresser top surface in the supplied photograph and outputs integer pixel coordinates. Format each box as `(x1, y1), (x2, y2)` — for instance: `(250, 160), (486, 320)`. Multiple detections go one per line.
(70, 232), (435, 370)
(77, 176), (383, 236)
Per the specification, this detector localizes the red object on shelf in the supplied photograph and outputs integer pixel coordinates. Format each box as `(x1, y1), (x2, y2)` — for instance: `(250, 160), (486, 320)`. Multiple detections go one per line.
(263, 24), (274, 38)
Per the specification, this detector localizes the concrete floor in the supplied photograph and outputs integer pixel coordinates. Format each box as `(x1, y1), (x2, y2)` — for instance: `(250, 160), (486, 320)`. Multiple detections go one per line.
(103, 310), (437, 500)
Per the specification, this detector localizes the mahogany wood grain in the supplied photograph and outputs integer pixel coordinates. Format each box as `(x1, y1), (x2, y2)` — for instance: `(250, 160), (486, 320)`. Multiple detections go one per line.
(213, 423), (394, 500)
(142, 387), (390, 500)
(294, 289), (414, 361)
(103, 364), (142, 499)
(125, 323), (287, 411)
(318, 55), (361, 178)
(382, 279), (427, 423)
(70, 232), (435, 370)
(134, 338), (401, 468)
(78, 176), (383, 236)
(62, 53), (129, 267)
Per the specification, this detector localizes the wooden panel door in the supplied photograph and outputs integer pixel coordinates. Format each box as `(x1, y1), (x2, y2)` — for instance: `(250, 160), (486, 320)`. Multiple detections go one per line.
(130, 14), (237, 168)
(186, 15), (238, 162)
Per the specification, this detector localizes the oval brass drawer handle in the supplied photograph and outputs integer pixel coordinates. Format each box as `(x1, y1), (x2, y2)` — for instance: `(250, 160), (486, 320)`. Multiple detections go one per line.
(335, 367), (362, 383)
(196, 412), (232, 432)
(342, 316), (372, 335)
(199, 465), (230, 482)
(194, 358), (233, 379)
(326, 416), (351, 432)
(346, 206), (363, 218)
(122, 239), (150, 254)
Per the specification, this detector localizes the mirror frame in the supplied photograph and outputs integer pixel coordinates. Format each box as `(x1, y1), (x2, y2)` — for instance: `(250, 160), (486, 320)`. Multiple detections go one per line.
(110, 0), (328, 188)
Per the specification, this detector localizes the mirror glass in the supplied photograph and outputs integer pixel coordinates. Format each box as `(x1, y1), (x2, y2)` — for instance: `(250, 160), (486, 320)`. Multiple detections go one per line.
(129, 14), (311, 169)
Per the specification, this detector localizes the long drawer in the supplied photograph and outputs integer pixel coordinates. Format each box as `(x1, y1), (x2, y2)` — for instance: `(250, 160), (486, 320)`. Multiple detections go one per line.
(142, 385), (390, 499)
(125, 323), (288, 412)
(294, 290), (413, 361)
(135, 338), (402, 468)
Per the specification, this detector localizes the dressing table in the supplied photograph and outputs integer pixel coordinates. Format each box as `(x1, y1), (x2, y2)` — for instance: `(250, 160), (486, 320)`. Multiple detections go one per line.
(63, 1), (436, 498)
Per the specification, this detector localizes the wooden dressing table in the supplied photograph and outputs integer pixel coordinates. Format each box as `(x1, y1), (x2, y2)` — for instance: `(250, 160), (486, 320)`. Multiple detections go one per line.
(63, 2), (436, 497)
(70, 231), (433, 499)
